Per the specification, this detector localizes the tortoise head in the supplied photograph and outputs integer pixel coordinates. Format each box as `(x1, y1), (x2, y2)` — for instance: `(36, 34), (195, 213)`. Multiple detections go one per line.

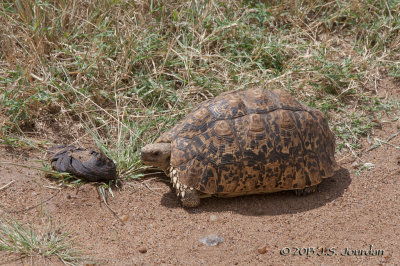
(140, 143), (171, 171)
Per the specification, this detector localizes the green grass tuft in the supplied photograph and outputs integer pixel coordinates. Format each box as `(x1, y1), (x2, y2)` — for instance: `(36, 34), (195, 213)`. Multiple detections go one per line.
(0, 213), (84, 265)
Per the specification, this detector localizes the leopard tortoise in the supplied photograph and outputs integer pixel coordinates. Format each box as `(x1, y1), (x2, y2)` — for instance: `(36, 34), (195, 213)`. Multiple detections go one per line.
(141, 88), (339, 207)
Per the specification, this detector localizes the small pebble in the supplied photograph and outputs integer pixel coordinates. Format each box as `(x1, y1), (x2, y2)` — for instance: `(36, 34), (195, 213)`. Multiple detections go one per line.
(258, 246), (267, 254)
(209, 214), (217, 222)
(120, 215), (129, 222)
(364, 162), (375, 169)
(199, 234), (224, 246)
(138, 247), (147, 253)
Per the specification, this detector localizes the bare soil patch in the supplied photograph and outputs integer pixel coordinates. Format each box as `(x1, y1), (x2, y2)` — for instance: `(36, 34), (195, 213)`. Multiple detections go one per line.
(1, 94), (399, 266)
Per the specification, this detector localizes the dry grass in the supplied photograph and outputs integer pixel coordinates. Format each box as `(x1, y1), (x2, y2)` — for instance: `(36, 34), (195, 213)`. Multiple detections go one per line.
(1, 0), (400, 175)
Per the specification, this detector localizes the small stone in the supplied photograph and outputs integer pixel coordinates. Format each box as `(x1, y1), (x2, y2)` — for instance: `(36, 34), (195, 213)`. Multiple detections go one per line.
(120, 215), (129, 222)
(351, 161), (360, 169)
(199, 234), (224, 246)
(209, 215), (218, 222)
(364, 162), (375, 170)
(138, 247), (147, 253)
(258, 246), (267, 254)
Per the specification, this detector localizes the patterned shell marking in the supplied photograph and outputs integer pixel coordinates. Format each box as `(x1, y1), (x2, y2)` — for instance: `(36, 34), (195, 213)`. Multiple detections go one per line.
(156, 88), (339, 196)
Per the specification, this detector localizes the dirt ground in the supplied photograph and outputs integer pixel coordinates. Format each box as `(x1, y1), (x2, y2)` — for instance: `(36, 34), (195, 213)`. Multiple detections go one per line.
(1, 84), (399, 265)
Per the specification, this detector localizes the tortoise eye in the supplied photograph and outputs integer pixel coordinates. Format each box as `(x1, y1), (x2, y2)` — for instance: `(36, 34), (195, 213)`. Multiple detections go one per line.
(153, 151), (160, 156)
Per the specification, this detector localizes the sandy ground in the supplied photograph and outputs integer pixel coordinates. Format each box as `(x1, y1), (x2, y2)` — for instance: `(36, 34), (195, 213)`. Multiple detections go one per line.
(0, 86), (399, 265)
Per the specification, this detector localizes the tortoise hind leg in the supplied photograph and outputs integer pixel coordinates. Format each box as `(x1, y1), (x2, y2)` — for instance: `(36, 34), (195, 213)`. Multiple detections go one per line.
(294, 185), (317, 196)
(181, 188), (201, 208)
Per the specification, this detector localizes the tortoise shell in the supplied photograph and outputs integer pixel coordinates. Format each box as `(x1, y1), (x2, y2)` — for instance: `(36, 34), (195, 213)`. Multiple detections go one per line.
(157, 88), (339, 196)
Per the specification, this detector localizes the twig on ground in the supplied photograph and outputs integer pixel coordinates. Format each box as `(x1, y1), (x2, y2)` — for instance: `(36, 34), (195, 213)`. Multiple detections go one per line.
(0, 180), (15, 191)
(142, 180), (163, 196)
(0, 161), (55, 174)
(366, 131), (400, 151)
(97, 186), (121, 221)
(345, 142), (364, 164)
(43, 185), (62, 190)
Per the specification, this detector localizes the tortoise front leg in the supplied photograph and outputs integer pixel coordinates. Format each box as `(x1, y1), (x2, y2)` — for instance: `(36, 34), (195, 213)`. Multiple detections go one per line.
(170, 166), (201, 207)
(181, 188), (201, 208)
